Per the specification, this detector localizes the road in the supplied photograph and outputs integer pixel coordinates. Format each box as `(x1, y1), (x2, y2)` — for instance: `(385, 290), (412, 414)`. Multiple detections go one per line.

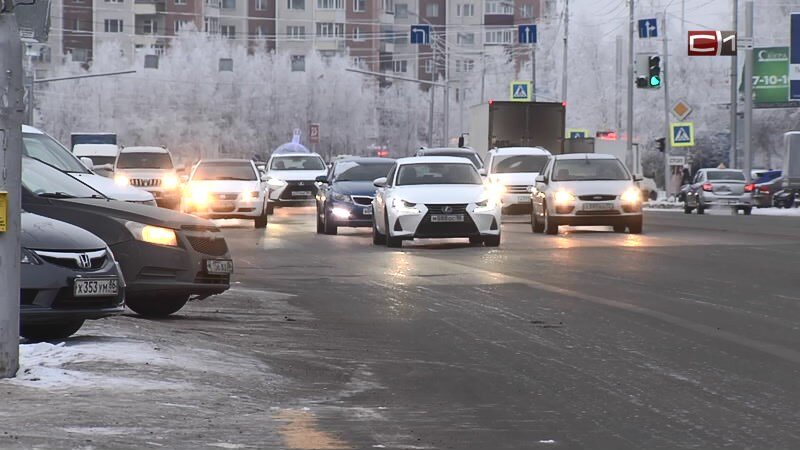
(5, 208), (800, 449)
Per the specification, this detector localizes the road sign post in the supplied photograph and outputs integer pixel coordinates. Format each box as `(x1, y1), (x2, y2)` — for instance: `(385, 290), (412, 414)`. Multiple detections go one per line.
(670, 122), (695, 147)
(309, 123), (320, 145)
(509, 81), (532, 102)
(410, 24), (431, 45)
(638, 18), (658, 38)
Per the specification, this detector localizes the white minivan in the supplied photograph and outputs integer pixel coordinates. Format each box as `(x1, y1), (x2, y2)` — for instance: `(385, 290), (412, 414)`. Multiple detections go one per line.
(485, 147), (552, 213)
(73, 143), (119, 178)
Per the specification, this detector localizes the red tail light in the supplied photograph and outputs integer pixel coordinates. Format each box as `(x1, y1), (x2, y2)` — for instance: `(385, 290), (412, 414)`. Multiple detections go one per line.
(758, 185), (771, 193)
(744, 183), (755, 192)
(702, 183), (713, 192)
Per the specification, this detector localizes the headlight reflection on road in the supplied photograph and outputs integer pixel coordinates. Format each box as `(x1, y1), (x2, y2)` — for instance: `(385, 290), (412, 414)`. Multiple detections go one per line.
(385, 251), (412, 284)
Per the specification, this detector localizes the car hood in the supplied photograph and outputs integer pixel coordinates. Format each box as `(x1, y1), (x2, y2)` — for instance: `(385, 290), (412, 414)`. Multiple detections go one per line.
(332, 181), (378, 197)
(267, 169), (327, 182)
(60, 198), (216, 229)
(116, 168), (175, 178)
(393, 185), (486, 204)
(189, 180), (261, 193)
(22, 212), (106, 250)
(551, 180), (636, 196)
(489, 172), (540, 186)
(71, 172), (154, 201)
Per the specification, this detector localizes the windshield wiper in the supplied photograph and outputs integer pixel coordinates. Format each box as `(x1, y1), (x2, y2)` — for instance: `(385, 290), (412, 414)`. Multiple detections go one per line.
(38, 192), (76, 199)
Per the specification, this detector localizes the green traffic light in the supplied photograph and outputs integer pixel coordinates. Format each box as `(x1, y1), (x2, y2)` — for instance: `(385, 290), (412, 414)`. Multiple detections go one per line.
(649, 76), (661, 87)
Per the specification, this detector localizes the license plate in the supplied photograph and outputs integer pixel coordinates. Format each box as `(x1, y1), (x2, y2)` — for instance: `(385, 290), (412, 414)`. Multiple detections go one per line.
(583, 202), (615, 211)
(720, 199), (737, 205)
(206, 259), (233, 275)
(74, 278), (118, 297)
(430, 214), (464, 223)
(292, 191), (311, 197)
(363, 207), (373, 216)
(517, 195), (530, 203)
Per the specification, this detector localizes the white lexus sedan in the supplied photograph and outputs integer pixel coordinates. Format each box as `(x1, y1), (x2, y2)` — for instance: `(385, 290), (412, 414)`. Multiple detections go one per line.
(372, 157), (502, 248)
(531, 153), (643, 235)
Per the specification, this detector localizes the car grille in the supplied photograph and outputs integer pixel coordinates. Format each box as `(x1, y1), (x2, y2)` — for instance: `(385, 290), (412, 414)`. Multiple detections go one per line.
(194, 272), (230, 285)
(425, 204), (468, 214)
(52, 288), (122, 309)
(279, 181), (317, 200)
(215, 193), (239, 201)
(211, 205), (236, 213)
(352, 196), (373, 206)
(34, 249), (107, 271)
(415, 210), (479, 238)
(506, 185), (529, 194)
(181, 224), (221, 233)
(186, 235), (229, 256)
(130, 178), (161, 188)
(578, 195), (618, 201)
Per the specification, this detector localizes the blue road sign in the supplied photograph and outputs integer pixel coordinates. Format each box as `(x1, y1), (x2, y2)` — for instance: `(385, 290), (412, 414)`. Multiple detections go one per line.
(670, 122), (695, 147)
(410, 24), (431, 45)
(518, 24), (537, 44)
(509, 81), (532, 102)
(791, 14), (800, 100)
(638, 18), (658, 39)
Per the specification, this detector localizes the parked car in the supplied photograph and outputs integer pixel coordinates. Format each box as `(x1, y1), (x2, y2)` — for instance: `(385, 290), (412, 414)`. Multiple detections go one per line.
(21, 157), (232, 317)
(531, 153), (643, 235)
(415, 147), (485, 171)
(484, 147), (551, 213)
(264, 152), (327, 214)
(114, 146), (183, 209)
(372, 156), (502, 248)
(21, 212), (125, 341)
(22, 125), (155, 206)
(182, 159), (269, 228)
(683, 168), (753, 215)
(315, 157), (395, 234)
(751, 170), (783, 208)
(72, 143), (119, 178)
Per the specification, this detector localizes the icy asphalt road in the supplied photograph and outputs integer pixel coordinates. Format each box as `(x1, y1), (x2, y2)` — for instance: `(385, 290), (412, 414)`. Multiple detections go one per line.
(3, 208), (800, 449)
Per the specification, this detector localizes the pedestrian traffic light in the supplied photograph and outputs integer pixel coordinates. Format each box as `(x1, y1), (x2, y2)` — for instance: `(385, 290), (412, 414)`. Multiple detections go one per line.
(648, 56), (661, 88)
(655, 137), (666, 152)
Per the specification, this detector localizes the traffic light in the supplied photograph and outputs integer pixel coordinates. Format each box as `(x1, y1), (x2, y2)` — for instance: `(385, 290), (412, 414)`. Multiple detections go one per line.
(655, 137), (666, 152)
(635, 54), (661, 89)
(648, 56), (661, 88)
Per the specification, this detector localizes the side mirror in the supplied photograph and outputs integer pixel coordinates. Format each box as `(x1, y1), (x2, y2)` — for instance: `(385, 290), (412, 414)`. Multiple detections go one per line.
(373, 177), (387, 188)
(315, 175), (328, 184)
(260, 173), (268, 182)
(633, 174), (644, 182)
(535, 175), (548, 184)
(478, 168), (487, 176)
(80, 157), (94, 170)
(95, 163), (114, 172)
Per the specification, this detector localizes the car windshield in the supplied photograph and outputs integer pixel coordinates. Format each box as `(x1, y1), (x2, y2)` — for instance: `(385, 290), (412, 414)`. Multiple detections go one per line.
(270, 156), (326, 171)
(116, 152), (173, 169)
(424, 152), (483, 168)
(334, 162), (394, 182)
(492, 155), (549, 174)
(22, 158), (105, 199)
(552, 159), (630, 181)
(396, 163), (482, 186)
(22, 133), (89, 174)
(707, 170), (746, 181)
(193, 162), (257, 181)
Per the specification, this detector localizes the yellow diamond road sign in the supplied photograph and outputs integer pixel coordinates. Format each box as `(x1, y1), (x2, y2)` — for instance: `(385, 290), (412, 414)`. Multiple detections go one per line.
(670, 122), (695, 147)
(509, 81), (532, 102)
(671, 100), (692, 121)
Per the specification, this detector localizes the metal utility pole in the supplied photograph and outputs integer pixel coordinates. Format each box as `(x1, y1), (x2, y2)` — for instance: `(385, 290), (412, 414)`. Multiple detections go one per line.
(561, 0), (569, 103)
(531, 45), (537, 102)
(429, 38), (436, 147)
(626, 0), (635, 168)
(729, 0), (739, 168)
(0, 5), (25, 379)
(662, 13), (672, 197)
(615, 35), (623, 132)
(443, 32), (450, 146)
(743, 1), (754, 183)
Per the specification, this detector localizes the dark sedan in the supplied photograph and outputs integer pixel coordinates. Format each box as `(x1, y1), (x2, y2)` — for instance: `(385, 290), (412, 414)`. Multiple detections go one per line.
(21, 157), (232, 317)
(21, 212), (125, 340)
(315, 157), (395, 235)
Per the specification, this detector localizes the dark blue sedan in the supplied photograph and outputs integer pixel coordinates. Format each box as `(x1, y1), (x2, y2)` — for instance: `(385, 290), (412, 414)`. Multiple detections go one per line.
(315, 157), (395, 235)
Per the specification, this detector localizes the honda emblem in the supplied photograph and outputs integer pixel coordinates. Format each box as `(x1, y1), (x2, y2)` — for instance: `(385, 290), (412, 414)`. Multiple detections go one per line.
(77, 253), (91, 269)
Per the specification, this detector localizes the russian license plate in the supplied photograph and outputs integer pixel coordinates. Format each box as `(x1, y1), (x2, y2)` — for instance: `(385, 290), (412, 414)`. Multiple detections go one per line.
(206, 259), (233, 275)
(720, 199), (737, 205)
(363, 206), (373, 216)
(74, 278), (118, 297)
(583, 202), (615, 211)
(430, 214), (464, 223)
(517, 195), (530, 203)
(292, 191), (311, 197)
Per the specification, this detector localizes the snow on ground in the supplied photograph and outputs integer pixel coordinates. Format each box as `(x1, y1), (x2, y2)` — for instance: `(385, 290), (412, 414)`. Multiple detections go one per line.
(751, 208), (800, 217)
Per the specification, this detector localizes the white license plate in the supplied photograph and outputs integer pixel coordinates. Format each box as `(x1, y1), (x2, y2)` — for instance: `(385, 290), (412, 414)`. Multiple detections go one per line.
(206, 259), (233, 275)
(74, 278), (119, 297)
(363, 207), (373, 216)
(430, 214), (464, 223)
(583, 202), (615, 211)
(720, 199), (737, 205)
(292, 191), (312, 197)
(516, 195), (530, 203)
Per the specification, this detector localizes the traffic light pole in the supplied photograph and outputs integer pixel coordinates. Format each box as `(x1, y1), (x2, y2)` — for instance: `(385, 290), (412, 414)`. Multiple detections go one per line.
(561, 0), (569, 104)
(626, 0), (634, 173)
(742, 1), (754, 183)
(662, 13), (672, 197)
(729, 0), (738, 168)
(0, 5), (24, 379)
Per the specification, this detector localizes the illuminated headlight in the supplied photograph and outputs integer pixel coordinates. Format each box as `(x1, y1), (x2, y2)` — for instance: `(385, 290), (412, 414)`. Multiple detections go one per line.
(186, 186), (210, 207)
(114, 174), (130, 186)
(392, 198), (420, 214)
(331, 192), (350, 202)
(20, 248), (41, 265)
(241, 191), (260, 202)
(331, 207), (351, 219)
(267, 178), (287, 189)
(553, 190), (576, 206)
(621, 188), (642, 204)
(474, 196), (498, 213)
(162, 175), (179, 190)
(125, 221), (178, 247)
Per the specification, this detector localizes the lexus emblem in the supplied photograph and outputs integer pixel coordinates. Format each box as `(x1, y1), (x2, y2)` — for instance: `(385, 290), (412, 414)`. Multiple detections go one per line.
(593, 196), (603, 200)
(77, 253), (91, 269)
(297, 181), (305, 186)
(442, 206), (453, 214)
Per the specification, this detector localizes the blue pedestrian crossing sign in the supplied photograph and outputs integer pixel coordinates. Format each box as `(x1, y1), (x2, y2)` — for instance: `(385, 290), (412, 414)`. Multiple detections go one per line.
(410, 24), (431, 45)
(670, 122), (695, 147)
(638, 18), (658, 38)
(567, 129), (590, 139)
(518, 24), (537, 44)
(509, 81), (532, 102)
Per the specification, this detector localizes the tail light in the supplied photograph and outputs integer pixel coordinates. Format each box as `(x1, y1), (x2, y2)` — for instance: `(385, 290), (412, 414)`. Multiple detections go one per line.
(758, 185), (771, 193)
(702, 183), (713, 192)
(744, 183), (755, 192)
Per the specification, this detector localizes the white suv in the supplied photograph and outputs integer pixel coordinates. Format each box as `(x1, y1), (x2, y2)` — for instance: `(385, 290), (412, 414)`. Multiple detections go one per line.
(485, 147), (551, 213)
(114, 146), (182, 209)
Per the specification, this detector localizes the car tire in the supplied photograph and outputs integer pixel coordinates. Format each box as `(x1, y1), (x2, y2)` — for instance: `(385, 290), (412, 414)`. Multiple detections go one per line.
(483, 233), (501, 247)
(628, 216), (643, 234)
(743, 207), (752, 215)
(696, 202), (705, 215)
(255, 205), (268, 229)
(531, 204), (545, 233)
(316, 209), (324, 234)
(126, 295), (189, 318)
(469, 236), (483, 246)
(20, 320), (85, 341)
(385, 209), (403, 248)
(266, 203), (275, 215)
(613, 225), (627, 233)
(683, 202), (693, 214)
(372, 216), (385, 245)
(323, 211), (338, 235)
(544, 205), (559, 235)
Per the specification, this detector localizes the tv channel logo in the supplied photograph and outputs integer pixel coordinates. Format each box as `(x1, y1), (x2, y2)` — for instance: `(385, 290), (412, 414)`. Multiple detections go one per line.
(688, 31), (737, 56)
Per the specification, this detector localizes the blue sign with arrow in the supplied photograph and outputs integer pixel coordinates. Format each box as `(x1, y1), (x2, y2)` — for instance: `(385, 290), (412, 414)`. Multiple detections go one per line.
(518, 24), (537, 44)
(410, 24), (431, 45)
(638, 18), (658, 39)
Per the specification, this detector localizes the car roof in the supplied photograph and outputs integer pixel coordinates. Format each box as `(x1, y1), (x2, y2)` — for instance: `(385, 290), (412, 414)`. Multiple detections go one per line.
(120, 146), (169, 154)
(491, 147), (551, 156)
(553, 153), (619, 160)
(699, 168), (743, 172)
(198, 158), (254, 164)
(22, 124), (43, 134)
(397, 156), (477, 165)
(334, 157), (396, 164)
(270, 152), (323, 158)
(418, 147), (477, 154)
(73, 144), (119, 155)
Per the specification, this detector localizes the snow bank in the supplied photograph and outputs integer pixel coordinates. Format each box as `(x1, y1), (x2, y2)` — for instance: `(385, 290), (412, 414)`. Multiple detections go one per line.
(752, 208), (800, 217)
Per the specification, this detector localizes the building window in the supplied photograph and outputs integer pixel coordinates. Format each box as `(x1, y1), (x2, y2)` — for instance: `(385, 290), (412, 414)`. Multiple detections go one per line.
(175, 19), (192, 33)
(353, 0), (365, 12)
(287, 25), (305, 40)
(486, 1), (513, 14)
(104, 0), (123, 3)
(382, 0), (393, 13)
(70, 48), (89, 62)
(353, 56), (365, 67)
(255, 0), (265, 10)
(316, 22), (344, 39)
(424, 59), (433, 74)
(392, 60), (407, 73)
(104, 19), (124, 33)
(425, 3), (438, 17)
(174, 0), (186, 5)
(254, 25), (266, 38)
(457, 3), (474, 17)
(291, 55), (305, 72)
(222, 0), (235, 8)
(395, 3), (408, 18)
(455, 59), (474, 72)
(352, 26), (365, 41)
(204, 17), (220, 33)
(457, 32), (474, 45)
(317, 0), (342, 9)
(520, 4), (534, 18)
(142, 19), (157, 34)
(485, 29), (512, 44)
(287, 0), (305, 9)
(221, 25), (236, 38)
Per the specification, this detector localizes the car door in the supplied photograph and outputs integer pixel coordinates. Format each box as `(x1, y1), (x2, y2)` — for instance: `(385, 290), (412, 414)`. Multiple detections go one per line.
(317, 161), (334, 209)
(532, 159), (552, 215)
(689, 171), (704, 205)
(374, 164), (396, 232)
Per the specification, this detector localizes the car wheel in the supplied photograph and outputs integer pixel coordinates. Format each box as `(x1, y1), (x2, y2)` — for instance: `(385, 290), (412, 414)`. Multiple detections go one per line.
(483, 232), (501, 247)
(743, 206), (752, 216)
(544, 205), (559, 235)
(696, 202), (705, 215)
(683, 201), (693, 214)
(469, 236), (483, 246)
(266, 203), (275, 215)
(531, 203), (544, 233)
(372, 215), (385, 245)
(613, 225), (627, 233)
(126, 295), (189, 318)
(316, 208), (324, 234)
(323, 211), (338, 235)
(385, 209), (403, 248)
(628, 216), (643, 234)
(255, 204), (268, 229)
(20, 320), (85, 341)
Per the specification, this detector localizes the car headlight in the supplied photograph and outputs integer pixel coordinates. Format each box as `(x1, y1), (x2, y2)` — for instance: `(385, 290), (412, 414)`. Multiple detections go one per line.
(474, 197), (498, 212)
(125, 221), (178, 247)
(621, 188), (642, 204)
(162, 175), (179, 190)
(392, 197), (420, 213)
(553, 190), (576, 206)
(21, 248), (41, 265)
(267, 178), (287, 188)
(331, 192), (350, 202)
(114, 174), (130, 186)
(186, 186), (210, 207)
(241, 191), (260, 201)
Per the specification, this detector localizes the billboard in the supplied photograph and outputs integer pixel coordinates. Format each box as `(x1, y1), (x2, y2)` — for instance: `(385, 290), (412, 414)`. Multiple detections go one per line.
(744, 47), (800, 108)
